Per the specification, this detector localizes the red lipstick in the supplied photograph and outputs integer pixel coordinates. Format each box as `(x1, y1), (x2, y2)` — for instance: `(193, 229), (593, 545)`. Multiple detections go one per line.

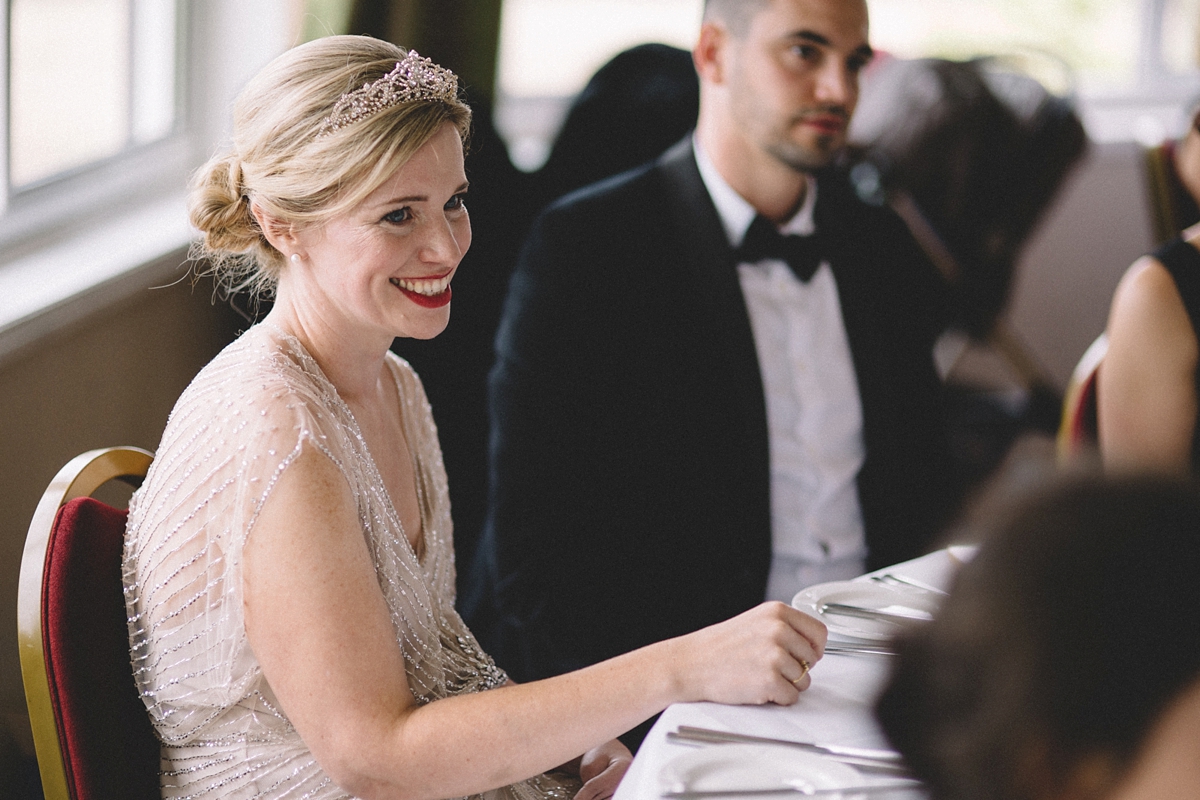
(396, 284), (452, 308)
(390, 275), (453, 308)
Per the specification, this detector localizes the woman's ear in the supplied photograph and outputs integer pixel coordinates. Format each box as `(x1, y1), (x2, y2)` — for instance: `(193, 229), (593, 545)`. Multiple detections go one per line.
(250, 202), (298, 254)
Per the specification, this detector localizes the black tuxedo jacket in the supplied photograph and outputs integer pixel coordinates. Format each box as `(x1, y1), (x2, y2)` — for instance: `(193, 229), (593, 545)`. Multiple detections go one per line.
(467, 139), (956, 684)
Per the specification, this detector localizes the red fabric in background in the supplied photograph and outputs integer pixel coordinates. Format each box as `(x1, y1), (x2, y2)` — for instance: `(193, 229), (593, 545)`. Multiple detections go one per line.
(1070, 369), (1100, 449)
(42, 497), (160, 800)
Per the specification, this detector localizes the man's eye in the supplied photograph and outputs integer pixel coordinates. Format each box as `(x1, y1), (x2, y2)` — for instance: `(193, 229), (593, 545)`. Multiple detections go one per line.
(384, 207), (412, 224)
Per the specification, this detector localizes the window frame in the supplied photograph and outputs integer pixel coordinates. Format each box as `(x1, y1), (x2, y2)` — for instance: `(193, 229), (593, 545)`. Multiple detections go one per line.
(0, 0), (298, 365)
(0, 0), (191, 251)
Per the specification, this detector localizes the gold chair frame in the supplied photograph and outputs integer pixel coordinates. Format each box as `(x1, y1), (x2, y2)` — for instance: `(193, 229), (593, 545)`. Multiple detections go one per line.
(17, 446), (154, 800)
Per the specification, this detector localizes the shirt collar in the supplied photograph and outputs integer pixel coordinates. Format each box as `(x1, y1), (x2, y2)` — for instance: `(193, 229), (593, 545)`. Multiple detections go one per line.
(692, 135), (818, 248)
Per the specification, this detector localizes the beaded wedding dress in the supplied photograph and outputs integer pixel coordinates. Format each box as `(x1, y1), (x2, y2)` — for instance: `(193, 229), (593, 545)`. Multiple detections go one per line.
(123, 324), (578, 799)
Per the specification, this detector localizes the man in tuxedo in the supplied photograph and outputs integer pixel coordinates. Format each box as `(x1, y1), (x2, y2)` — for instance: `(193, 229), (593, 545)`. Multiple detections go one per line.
(468, 0), (957, 709)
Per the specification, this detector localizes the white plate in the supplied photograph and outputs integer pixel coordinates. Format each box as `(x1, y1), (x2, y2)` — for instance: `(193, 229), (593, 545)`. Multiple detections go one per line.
(792, 580), (942, 643)
(946, 544), (978, 565)
(660, 743), (863, 798)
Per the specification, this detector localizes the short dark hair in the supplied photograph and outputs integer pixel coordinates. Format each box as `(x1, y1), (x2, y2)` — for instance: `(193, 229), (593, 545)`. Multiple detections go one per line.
(703, 0), (772, 36)
(876, 474), (1200, 800)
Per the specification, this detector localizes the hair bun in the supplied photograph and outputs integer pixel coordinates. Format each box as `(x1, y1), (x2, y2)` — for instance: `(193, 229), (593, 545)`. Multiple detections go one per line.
(188, 154), (262, 254)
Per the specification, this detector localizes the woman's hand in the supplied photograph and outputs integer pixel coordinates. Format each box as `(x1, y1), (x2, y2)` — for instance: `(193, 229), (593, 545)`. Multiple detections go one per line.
(573, 739), (632, 800)
(671, 601), (827, 707)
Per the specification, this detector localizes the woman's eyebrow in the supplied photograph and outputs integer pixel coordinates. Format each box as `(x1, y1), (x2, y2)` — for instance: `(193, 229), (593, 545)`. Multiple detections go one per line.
(372, 194), (426, 209)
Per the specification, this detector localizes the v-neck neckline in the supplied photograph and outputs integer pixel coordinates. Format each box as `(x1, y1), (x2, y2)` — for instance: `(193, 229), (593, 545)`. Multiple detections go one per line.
(262, 324), (429, 565)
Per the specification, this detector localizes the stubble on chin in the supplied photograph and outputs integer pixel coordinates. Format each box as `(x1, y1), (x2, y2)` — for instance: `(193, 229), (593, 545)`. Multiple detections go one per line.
(767, 137), (839, 174)
(770, 109), (850, 172)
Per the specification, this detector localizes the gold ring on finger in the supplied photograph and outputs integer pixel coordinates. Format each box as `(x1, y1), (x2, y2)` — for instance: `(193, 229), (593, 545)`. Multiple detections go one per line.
(790, 659), (811, 687)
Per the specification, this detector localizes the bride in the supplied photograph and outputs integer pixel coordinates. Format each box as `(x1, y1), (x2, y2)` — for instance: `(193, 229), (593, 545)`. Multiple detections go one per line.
(123, 35), (826, 800)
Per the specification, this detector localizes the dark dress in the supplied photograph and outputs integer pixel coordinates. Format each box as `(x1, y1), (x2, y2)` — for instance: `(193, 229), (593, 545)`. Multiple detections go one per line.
(1153, 235), (1200, 466)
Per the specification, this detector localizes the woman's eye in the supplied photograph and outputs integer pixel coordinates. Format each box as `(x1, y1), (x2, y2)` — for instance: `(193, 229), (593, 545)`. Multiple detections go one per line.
(383, 207), (412, 224)
(445, 193), (467, 212)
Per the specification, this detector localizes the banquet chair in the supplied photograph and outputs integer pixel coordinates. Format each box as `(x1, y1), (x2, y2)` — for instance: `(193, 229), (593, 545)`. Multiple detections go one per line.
(17, 446), (159, 800)
(1144, 138), (1200, 245)
(1057, 333), (1108, 463)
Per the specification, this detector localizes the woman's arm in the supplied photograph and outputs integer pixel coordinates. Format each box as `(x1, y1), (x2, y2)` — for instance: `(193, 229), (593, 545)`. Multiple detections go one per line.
(244, 446), (825, 800)
(1098, 249), (1200, 474)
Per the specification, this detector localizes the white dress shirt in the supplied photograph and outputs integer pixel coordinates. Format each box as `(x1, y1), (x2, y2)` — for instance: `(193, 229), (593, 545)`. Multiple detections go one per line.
(694, 141), (868, 602)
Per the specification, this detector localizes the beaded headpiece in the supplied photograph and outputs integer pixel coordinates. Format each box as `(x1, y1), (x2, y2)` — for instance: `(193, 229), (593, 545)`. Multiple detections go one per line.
(317, 51), (459, 136)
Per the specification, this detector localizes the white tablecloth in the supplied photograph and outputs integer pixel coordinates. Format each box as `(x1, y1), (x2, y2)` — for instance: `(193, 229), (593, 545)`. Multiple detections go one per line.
(614, 548), (968, 799)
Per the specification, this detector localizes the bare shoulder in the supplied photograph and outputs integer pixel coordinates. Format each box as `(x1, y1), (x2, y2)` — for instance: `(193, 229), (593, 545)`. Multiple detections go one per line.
(1108, 255), (1192, 348)
(1101, 249), (1200, 473)
(1103, 249), (1199, 396)
(255, 443), (357, 542)
(1183, 221), (1200, 244)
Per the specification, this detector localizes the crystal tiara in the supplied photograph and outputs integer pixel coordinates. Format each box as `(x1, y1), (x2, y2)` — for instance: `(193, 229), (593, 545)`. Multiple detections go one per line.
(318, 51), (459, 136)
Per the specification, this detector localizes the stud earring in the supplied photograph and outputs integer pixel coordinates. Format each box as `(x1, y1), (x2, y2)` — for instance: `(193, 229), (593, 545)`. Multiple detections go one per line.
(290, 253), (301, 265)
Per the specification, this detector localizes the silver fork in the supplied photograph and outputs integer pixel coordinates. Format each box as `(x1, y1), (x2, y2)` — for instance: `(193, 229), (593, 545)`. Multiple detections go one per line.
(869, 573), (948, 596)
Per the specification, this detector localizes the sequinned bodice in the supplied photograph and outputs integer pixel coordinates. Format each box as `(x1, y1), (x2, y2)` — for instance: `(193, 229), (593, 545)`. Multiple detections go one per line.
(123, 325), (576, 799)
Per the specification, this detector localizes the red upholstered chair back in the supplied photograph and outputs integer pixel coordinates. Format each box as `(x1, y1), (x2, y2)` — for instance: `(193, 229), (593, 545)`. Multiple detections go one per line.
(18, 447), (159, 800)
(1057, 333), (1108, 463)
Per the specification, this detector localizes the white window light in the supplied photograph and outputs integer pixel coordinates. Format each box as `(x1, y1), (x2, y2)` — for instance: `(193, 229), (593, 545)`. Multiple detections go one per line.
(1, 0), (185, 245)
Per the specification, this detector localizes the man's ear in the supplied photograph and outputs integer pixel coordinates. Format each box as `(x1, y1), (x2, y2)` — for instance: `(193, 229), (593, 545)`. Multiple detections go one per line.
(693, 21), (729, 85)
(250, 202), (298, 253)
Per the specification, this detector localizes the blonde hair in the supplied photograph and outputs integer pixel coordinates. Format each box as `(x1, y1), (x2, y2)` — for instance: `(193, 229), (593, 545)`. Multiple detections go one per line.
(188, 35), (472, 298)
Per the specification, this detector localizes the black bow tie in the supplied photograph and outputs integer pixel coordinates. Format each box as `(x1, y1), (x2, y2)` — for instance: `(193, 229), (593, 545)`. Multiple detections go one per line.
(734, 214), (823, 282)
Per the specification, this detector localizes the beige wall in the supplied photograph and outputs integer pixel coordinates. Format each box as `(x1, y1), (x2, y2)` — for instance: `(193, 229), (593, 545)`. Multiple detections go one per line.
(1007, 140), (1156, 389)
(0, 254), (242, 762)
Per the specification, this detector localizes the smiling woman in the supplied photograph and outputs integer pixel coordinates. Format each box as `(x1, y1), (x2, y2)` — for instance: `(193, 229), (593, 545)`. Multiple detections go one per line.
(261, 122), (470, 343)
(122, 34), (831, 800)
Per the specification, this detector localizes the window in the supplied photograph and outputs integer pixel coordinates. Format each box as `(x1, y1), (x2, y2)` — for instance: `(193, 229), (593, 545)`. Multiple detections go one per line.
(1, 0), (185, 247)
(865, 0), (1200, 142)
(495, 0), (703, 170)
(493, 0), (1200, 167)
(0, 0), (303, 361)
(1164, 0), (1200, 75)
(9, 0), (177, 188)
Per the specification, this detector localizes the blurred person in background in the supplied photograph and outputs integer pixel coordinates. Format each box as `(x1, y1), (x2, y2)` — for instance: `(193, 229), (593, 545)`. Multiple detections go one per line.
(877, 474), (1200, 800)
(1099, 106), (1200, 474)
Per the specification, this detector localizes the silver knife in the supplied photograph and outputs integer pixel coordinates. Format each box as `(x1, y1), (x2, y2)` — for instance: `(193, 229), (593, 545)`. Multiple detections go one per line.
(666, 733), (912, 777)
(671, 727), (904, 763)
(824, 643), (896, 656)
(819, 603), (932, 624)
(661, 780), (921, 797)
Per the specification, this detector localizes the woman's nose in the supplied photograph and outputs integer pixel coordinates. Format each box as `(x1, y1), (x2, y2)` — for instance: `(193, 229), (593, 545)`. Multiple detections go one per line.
(420, 217), (467, 263)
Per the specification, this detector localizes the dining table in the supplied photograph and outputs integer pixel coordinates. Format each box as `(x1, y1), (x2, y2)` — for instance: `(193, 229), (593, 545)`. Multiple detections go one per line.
(613, 547), (973, 799)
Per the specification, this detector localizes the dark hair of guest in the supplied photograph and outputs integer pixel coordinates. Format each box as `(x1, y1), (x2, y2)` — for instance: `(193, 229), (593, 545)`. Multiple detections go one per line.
(875, 474), (1200, 800)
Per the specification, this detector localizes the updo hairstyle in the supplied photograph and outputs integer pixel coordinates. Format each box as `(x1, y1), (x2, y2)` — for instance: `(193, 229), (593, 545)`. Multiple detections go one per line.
(188, 35), (472, 298)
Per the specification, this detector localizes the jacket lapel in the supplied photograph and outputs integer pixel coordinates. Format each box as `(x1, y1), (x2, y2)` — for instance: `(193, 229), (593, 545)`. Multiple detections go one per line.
(657, 138), (770, 495)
